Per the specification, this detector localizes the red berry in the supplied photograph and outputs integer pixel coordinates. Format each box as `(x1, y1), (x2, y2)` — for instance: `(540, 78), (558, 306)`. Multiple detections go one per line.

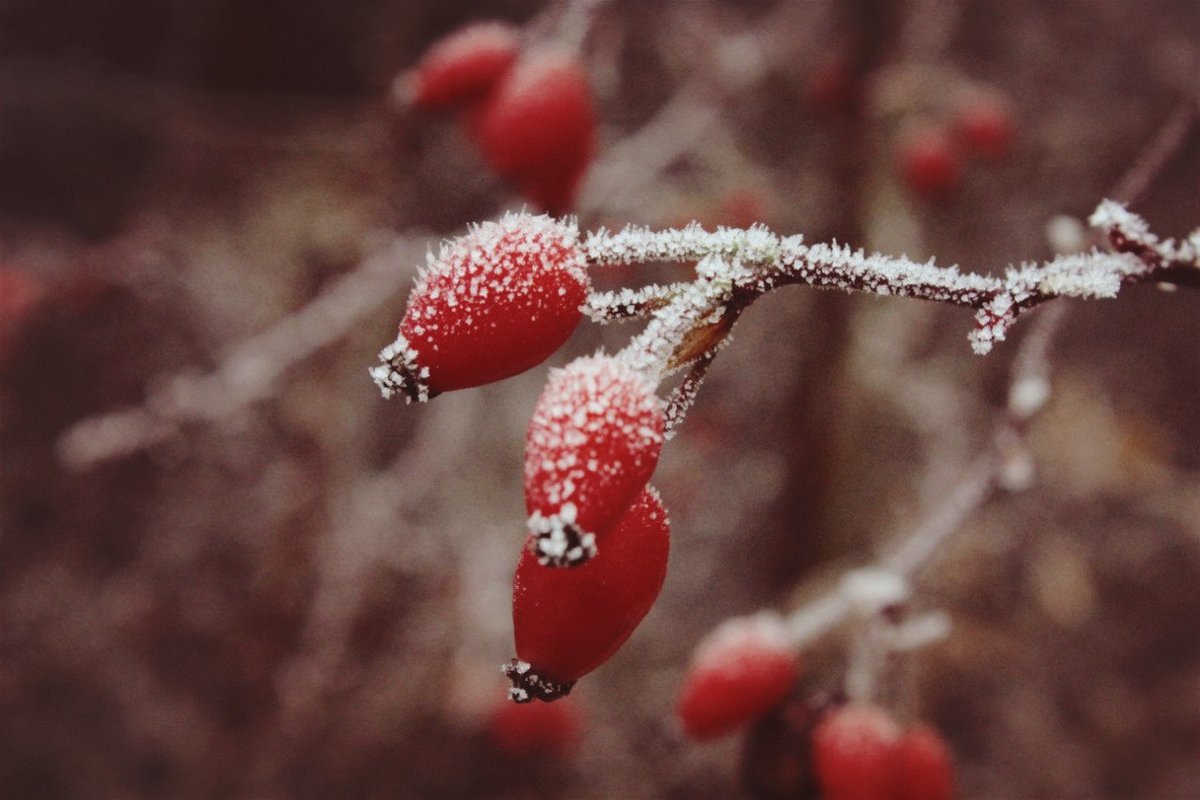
(371, 212), (590, 402)
(895, 724), (954, 800)
(806, 53), (860, 117)
(677, 612), (800, 740)
(487, 695), (585, 758)
(812, 704), (901, 800)
(955, 96), (1016, 161)
(506, 486), (670, 701)
(0, 269), (45, 364)
(407, 22), (521, 111)
(897, 126), (962, 200)
(524, 354), (664, 567)
(476, 46), (597, 215)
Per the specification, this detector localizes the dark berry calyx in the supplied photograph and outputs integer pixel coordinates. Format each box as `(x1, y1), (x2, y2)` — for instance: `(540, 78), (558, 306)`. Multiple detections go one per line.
(503, 659), (575, 703)
(528, 504), (597, 568)
(369, 333), (439, 403)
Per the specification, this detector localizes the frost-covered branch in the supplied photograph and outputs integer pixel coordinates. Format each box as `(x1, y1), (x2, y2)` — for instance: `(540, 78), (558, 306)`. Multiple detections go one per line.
(585, 200), (1191, 358)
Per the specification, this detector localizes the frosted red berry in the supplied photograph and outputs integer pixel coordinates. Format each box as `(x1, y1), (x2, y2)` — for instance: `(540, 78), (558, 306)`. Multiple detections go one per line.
(371, 213), (590, 402)
(476, 46), (597, 215)
(895, 724), (954, 800)
(677, 612), (800, 740)
(524, 354), (664, 567)
(407, 22), (521, 111)
(897, 126), (962, 200)
(955, 96), (1016, 162)
(506, 486), (669, 702)
(487, 695), (584, 758)
(812, 703), (902, 800)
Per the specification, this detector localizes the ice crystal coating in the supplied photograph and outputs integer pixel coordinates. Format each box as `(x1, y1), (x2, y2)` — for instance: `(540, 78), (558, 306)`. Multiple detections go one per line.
(373, 212), (589, 400)
(524, 354), (664, 561)
(408, 21), (520, 111)
(582, 201), (1183, 356)
(510, 486), (669, 694)
(677, 612), (800, 740)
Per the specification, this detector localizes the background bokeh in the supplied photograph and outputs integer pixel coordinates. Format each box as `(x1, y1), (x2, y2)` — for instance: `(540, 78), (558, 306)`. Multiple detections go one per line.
(1, 0), (1199, 797)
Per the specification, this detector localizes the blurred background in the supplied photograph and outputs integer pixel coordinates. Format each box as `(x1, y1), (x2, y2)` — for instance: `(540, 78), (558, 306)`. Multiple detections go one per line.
(1, 0), (1199, 797)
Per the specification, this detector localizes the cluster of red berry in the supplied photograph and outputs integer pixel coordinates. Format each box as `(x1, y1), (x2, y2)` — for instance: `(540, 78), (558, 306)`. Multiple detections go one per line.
(812, 704), (954, 800)
(405, 22), (598, 215)
(672, 607), (955, 798)
(896, 94), (1017, 200)
(370, 212), (669, 702)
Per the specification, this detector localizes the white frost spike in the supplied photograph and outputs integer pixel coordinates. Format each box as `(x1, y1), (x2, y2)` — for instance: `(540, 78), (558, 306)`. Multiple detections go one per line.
(369, 332), (431, 403)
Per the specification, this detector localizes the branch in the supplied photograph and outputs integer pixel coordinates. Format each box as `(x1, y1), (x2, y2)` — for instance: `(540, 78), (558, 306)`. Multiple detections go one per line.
(57, 234), (429, 468)
(587, 200), (1192, 358)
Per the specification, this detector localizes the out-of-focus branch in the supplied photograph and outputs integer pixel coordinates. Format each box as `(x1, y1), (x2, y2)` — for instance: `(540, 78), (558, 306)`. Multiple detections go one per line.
(57, 234), (429, 468)
(781, 301), (1068, 650)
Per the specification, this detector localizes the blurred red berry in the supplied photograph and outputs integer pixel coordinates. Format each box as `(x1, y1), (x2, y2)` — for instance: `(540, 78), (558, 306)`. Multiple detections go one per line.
(476, 46), (597, 215)
(895, 724), (955, 800)
(806, 53), (860, 117)
(487, 695), (585, 758)
(407, 22), (521, 111)
(506, 486), (670, 701)
(718, 187), (772, 229)
(371, 212), (590, 402)
(0, 269), (46, 364)
(677, 612), (800, 740)
(524, 354), (664, 567)
(897, 126), (962, 200)
(812, 703), (901, 800)
(955, 96), (1016, 161)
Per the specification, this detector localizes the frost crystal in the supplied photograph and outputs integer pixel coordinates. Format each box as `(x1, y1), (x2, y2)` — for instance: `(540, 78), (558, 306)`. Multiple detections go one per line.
(369, 332), (433, 403)
(502, 659), (574, 703)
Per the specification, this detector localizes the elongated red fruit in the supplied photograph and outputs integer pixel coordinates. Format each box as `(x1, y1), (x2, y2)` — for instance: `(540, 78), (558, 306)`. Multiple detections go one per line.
(476, 46), (596, 215)
(371, 213), (589, 402)
(486, 695), (585, 759)
(895, 724), (954, 800)
(407, 22), (521, 111)
(505, 486), (669, 702)
(954, 95), (1016, 162)
(524, 354), (664, 567)
(677, 612), (800, 740)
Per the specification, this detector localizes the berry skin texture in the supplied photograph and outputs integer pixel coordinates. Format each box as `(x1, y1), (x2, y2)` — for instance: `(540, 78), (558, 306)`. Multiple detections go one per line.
(506, 486), (670, 702)
(476, 46), (597, 215)
(407, 22), (521, 111)
(677, 612), (800, 740)
(524, 354), (665, 567)
(371, 213), (590, 402)
(812, 704), (902, 800)
(487, 695), (584, 759)
(955, 96), (1017, 162)
(894, 724), (955, 800)
(897, 126), (963, 201)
